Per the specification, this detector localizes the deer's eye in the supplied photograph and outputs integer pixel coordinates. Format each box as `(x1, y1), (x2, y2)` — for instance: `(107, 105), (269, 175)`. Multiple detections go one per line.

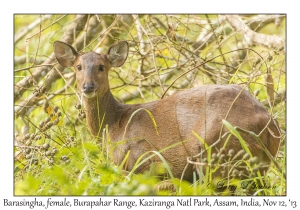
(99, 65), (104, 72)
(77, 65), (82, 71)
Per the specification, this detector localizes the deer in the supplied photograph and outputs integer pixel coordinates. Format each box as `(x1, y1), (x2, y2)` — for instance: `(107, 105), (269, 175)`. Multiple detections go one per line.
(53, 40), (281, 182)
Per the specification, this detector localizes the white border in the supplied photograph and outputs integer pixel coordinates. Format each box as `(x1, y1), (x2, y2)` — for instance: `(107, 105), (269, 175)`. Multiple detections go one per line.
(2, 0), (298, 209)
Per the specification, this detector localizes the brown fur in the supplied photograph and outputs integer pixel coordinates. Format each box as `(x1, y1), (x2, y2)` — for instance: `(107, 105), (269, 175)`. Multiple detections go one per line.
(54, 41), (281, 181)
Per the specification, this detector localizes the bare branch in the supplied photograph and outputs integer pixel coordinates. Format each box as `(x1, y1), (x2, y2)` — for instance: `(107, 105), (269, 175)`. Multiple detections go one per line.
(14, 15), (89, 102)
(14, 56), (45, 66)
(133, 14), (146, 99)
(14, 15), (52, 43)
(221, 15), (285, 50)
(25, 15), (67, 41)
(15, 15), (135, 117)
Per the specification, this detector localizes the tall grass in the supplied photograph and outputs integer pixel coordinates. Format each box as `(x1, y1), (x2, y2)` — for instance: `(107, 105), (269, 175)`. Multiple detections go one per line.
(14, 107), (285, 195)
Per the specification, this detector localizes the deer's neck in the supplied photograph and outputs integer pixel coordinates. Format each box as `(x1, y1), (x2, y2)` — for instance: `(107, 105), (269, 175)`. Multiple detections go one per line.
(83, 90), (124, 136)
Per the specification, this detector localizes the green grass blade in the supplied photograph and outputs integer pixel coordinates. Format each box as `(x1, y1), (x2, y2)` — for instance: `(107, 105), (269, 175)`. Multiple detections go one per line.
(119, 150), (130, 171)
(123, 108), (159, 140)
(222, 119), (252, 157)
(192, 131), (212, 182)
(127, 140), (188, 180)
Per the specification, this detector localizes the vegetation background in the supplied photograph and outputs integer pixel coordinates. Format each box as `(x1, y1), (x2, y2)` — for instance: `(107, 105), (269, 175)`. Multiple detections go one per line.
(14, 14), (286, 195)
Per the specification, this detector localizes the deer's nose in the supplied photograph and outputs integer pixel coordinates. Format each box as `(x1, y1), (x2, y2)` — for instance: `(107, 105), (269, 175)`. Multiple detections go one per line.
(83, 83), (95, 94)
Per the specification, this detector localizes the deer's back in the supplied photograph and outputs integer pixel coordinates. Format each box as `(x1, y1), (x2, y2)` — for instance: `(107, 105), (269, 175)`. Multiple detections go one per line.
(110, 85), (280, 180)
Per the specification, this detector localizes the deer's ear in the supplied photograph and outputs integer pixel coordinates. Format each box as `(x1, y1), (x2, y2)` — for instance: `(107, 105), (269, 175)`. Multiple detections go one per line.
(54, 41), (78, 67)
(107, 41), (128, 67)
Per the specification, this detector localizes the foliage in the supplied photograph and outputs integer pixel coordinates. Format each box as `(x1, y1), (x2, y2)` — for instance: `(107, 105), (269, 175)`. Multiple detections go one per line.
(14, 14), (286, 195)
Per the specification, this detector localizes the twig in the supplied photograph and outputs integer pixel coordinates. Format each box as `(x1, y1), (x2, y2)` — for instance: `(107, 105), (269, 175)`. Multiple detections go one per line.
(161, 48), (263, 99)
(133, 14), (146, 99)
(25, 15), (67, 41)
(221, 15), (285, 50)
(14, 15), (52, 43)
(47, 74), (76, 100)
(14, 15), (89, 102)
(139, 18), (164, 93)
(83, 15), (121, 51)
(14, 64), (53, 72)
(53, 66), (79, 101)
